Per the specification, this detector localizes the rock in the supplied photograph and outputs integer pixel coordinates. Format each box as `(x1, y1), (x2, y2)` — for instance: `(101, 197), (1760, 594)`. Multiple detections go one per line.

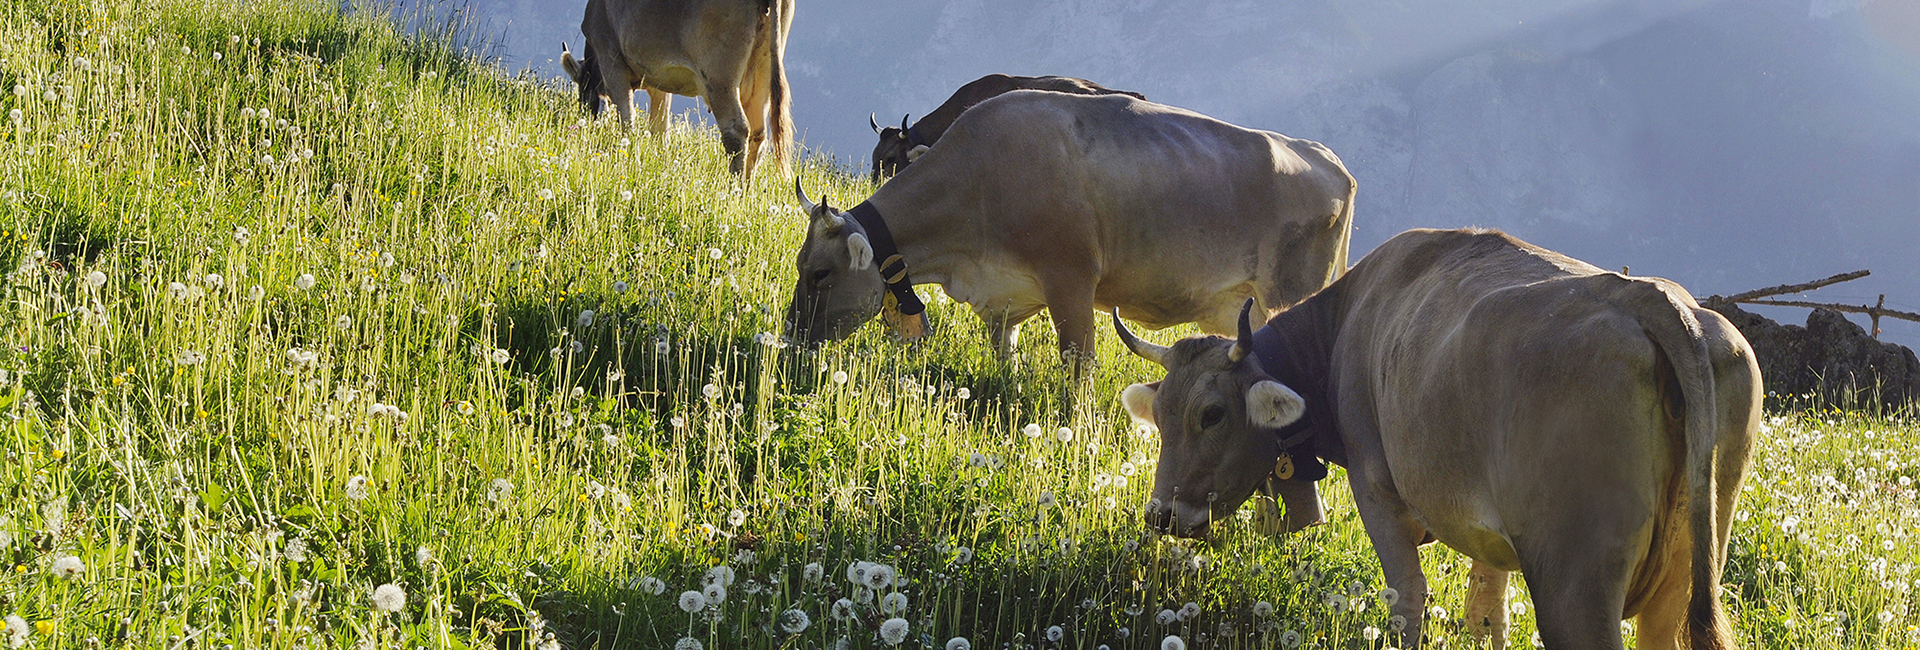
(1710, 303), (1920, 411)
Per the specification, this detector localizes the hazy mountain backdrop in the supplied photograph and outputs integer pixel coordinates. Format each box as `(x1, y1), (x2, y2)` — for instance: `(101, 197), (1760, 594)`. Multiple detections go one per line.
(442, 0), (1920, 346)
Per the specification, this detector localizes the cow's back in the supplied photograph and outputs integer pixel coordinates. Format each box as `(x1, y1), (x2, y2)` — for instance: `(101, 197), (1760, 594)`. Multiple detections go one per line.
(887, 90), (1353, 327)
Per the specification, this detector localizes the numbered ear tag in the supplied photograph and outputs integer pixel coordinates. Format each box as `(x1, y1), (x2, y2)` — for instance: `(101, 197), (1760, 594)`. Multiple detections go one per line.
(1274, 452), (1295, 481)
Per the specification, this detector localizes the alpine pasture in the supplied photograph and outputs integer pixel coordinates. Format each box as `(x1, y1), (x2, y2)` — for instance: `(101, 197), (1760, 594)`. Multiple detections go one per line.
(0, 1), (1916, 648)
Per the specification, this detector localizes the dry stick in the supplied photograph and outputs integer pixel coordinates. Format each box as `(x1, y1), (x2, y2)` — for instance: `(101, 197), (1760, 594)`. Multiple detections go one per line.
(1739, 298), (1920, 339)
(1703, 269), (1872, 307)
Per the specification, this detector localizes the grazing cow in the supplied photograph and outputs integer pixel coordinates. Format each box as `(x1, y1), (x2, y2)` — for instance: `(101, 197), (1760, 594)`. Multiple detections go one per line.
(868, 74), (1144, 182)
(784, 90), (1354, 378)
(1114, 228), (1760, 650)
(561, 0), (794, 179)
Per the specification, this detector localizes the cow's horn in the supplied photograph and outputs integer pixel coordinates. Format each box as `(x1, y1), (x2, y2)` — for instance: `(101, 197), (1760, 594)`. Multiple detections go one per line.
(900, 114), (911, 133)
(870, 114), (881, 134)
(794, 178), (817, 216)
(1113, 309), (1170, 367)
(1229, 298), (1256, 363)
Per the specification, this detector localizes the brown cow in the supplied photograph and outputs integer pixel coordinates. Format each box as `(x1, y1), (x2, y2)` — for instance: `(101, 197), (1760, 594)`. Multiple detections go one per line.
(869, 74), (1143, 182)
(1115, 229), (1759, 650)
(561, 0), (794, 180)
(786, 90), (1353, 378)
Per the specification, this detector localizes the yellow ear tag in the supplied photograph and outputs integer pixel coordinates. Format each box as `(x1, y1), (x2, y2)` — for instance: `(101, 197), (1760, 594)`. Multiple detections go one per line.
(882, 293), (929, 342)
(1274, 453), (1295, 481)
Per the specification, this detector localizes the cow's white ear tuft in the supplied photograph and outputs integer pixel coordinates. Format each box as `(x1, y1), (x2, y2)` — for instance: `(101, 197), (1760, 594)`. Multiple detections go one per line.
(846, 232), (874, 270)
(1247, 380), (1305, 429)
(560, 49), (582, 80)
(1121, 383), (1160, 429)
(905, 144), (931, 162)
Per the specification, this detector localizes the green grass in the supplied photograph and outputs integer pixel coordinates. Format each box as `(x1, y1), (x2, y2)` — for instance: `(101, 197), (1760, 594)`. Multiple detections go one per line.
(0, 1), (1916, 648)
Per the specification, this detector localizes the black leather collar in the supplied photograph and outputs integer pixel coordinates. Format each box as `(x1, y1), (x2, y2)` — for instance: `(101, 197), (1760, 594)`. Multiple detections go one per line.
(844, 201), (926, 316)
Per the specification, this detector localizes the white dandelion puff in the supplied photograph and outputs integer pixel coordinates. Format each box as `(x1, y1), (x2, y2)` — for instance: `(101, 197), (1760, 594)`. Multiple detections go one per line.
(1253, 601), (1273, 617)
(1047, 625), (1064, 642)
(637, 576), (666, 595)
(415, 546), (436, 567)
(1364, 626), (1381, 641)
(1160, 636), (1186, 650)
(702, 582), (727, 604)
(1178, 602), (1200, 621)
(284, 538), (308, 563)
(233, 226), (251, 244)
(832, 370), (849, 385)
(830, 598), (855, 622)
(878, 618), (910, 646)
(490, 349), (511, 365)
(952, 547), (974, 565)
(1380, 587), (1400, 606)
(371, 584), (406, 612)
(703, 383), (721, 400)
(1023, 423), (1043, 439)
(294, 273), (316, 290)
(50, 555), (84, 579)
(1156, 610), (1177, 626)
(945, 638), (971, 650)
(704, 565), (736, 587)
(84, 270), (107, 288)
(1279, 630), (1302, 648)
(345, 475), (372, 500)
(487, 478), (514, 503)
(863, 564), (895, 591)
(576, 310), (595, 329)
(619, 190), (633, 200)
(780, 609), (810, 634)
(956, 387), (971, 399)
(677, 590), (707, 613)
(803, 562), (824, 583)
(1057, 427), (1074, 442)
(537, 188), (555, 201)
(882, 592), (909, 615)
(674, 638), (702, 650)
(726, 509), (747, 527)
(6, 615), (30, 647)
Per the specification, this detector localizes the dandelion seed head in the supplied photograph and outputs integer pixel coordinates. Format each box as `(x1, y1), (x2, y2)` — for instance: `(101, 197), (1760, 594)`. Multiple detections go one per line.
(5, 615), (29, 646)
(882, 592), (909, 615)
(1253, 601), (1274, 617)
(726, 509), (747, 527)
(345, 475), (372, 500)
(1057, 426), (1074, 442)
(294, 273), (316, 290)
(637, 576), (666, 595)
(490, 349), (511, 365)
(85, 270), (106, 288)
(674, 638), (702, 650)
(677, 590), (707, 613)
(538, 188), (555, 201)
(415, 546), (435, 566)
(1023, 423), (1043, 438)
(702, 582), (727, 603)
(945, 638), (971, 650)
(487, 478), (514, 503)
(878, 618), (910, 645)
(832, 370), (849, 385)
(371, 584), (405, 612)
(704, 565), (736, 587)
(50, 555), (84, 579)
(780, 609), (810, 634)
(1156, 609), (1178, 626)
(803, 562), (824, 583)
(1160, 635), (1186, 650)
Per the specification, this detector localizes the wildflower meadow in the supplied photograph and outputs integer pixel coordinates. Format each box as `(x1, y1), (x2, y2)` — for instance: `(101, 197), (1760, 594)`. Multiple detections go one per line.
(0, 0), (1916, 648)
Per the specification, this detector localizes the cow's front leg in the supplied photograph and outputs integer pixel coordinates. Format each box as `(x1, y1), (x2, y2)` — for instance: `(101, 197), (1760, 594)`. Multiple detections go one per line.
(985, 315), (1020, 362)
(1464, 560), (1511, 649)
(1254, 477), (1325, 535)
(1043, 290), (1097, 380)
(603, 69), (635, 129)
(1349, 465), (1432, 648)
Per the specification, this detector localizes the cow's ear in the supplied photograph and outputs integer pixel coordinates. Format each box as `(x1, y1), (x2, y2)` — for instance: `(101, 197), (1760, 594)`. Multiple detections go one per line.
(560, 48), (583, 81)
(1121, 382), (1161, 429)
(905, 144), (931, 162)
(846, 232), (874, 270)
(1247, 380), (1305, 429)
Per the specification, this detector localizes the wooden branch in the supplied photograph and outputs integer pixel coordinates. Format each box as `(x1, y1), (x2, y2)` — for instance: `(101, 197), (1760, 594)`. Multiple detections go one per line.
(1703, 269), (1871, 306)
(1740, 299), (1920, 325)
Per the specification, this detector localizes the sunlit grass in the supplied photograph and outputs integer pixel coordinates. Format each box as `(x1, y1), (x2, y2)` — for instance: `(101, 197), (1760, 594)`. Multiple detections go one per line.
(0, 1), (1915, 648)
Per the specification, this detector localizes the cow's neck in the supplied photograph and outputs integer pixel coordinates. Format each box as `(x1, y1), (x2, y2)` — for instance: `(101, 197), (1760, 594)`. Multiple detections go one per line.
(862, 182), (970, 288)
(1249, 290), (1349, 468)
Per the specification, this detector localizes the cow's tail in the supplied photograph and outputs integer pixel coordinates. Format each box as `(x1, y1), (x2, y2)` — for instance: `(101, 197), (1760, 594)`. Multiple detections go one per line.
(765, 0), (793, 176)
(1627, 278), (1734, 650)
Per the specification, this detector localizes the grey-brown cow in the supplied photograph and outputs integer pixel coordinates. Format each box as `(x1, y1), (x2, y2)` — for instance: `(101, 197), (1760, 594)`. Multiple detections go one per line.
(561, 0), (794, 179)
(784, 90), (1354, 377)
(1114, 229), (1760, 650)
(868, 74), (1143, 182)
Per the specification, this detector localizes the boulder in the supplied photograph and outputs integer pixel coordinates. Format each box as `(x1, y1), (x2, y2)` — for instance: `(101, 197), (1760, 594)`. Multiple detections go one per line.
(1710, 303), (1920, 411)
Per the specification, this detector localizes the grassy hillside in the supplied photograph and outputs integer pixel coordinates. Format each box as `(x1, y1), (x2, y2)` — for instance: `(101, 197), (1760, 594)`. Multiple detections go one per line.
(0, 1), (1916, 648)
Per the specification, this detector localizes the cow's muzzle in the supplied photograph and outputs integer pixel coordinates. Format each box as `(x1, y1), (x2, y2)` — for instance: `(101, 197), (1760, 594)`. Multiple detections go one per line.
(1145, 500), (1213, 539)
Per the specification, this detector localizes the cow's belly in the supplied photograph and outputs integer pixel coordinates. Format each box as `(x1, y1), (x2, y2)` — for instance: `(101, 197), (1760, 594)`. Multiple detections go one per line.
(636, 64), (701, 98)
(940, 266), (1045, 320)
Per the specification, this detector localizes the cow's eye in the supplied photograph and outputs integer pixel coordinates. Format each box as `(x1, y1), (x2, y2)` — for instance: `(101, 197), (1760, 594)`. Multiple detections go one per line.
(1199, 405), (1226, 429)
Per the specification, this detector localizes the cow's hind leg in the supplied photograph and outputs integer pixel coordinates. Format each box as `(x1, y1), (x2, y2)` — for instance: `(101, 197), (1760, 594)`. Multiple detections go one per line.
(1518, 550), (1631, 650)
(1464, 561), (1510, 649)
(645, 89), (671, 141)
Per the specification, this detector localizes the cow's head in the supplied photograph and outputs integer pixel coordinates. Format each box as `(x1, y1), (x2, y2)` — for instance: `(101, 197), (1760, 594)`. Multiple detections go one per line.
(868, 114), (930, 183)
(784, 181), (887, 345)
(1116, 300), (1307, 538)
(559, 42), (606, 116)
